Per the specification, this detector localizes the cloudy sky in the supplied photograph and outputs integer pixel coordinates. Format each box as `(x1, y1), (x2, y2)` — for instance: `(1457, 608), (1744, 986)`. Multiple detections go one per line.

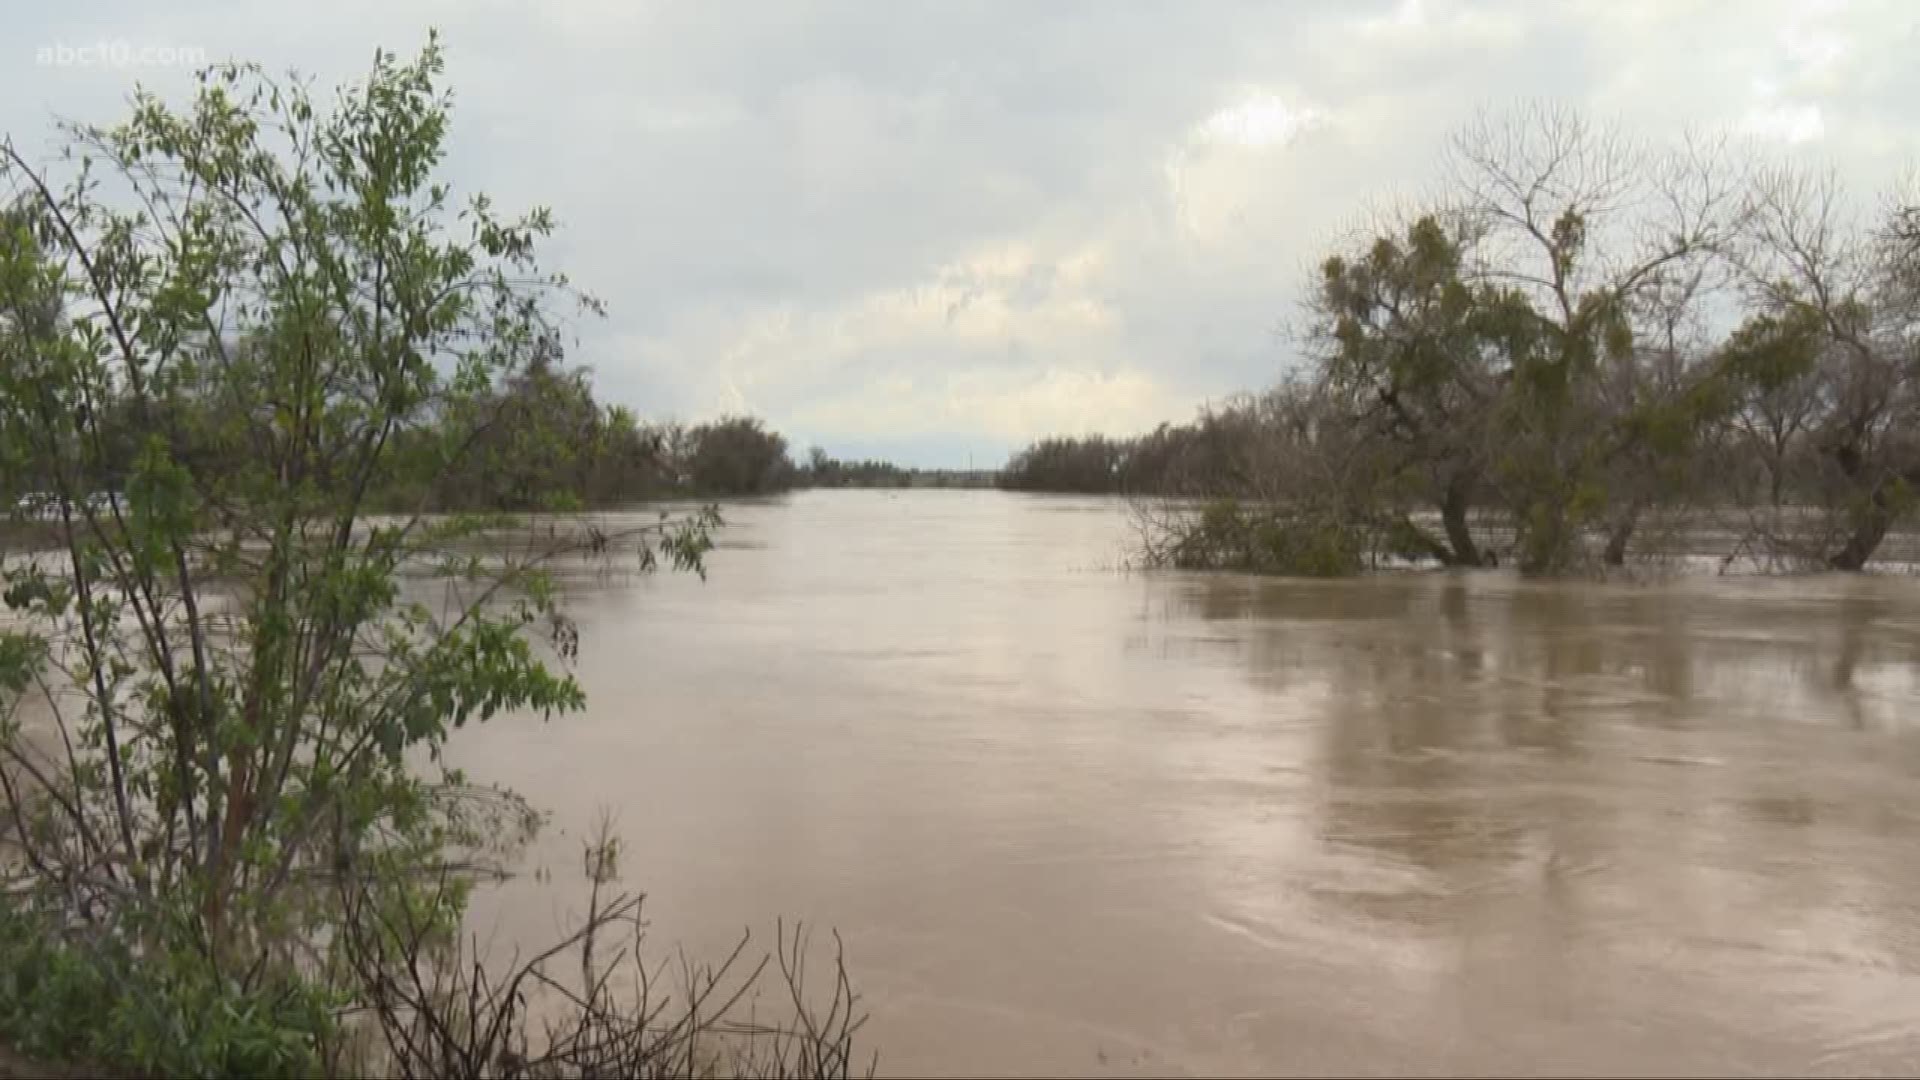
(5, 1), (1916, 465)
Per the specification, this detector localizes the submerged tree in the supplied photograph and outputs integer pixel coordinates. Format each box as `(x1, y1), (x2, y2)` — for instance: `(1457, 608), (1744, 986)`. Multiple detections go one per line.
(1156, 107), (1743, 576)
(1722, 167), (1920, 569)
(1447, 105), (1741, 571)
(1312, 212), (1505, 566)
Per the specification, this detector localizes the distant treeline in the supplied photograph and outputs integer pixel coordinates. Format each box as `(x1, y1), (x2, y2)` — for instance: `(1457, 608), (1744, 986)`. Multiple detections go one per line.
(1, 351), (991, 512)
(1001, 106), (1920, 576)
(803, 449), (997, 489)
(997, 410), (1265, 497)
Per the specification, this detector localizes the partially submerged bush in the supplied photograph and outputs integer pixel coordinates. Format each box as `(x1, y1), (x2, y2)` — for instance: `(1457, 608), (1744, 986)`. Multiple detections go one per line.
(1146, 499), (1366, 577)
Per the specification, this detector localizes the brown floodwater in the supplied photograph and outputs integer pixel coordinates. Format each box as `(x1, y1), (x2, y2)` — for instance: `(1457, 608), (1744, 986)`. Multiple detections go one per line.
(450, 490), (1920, 1077)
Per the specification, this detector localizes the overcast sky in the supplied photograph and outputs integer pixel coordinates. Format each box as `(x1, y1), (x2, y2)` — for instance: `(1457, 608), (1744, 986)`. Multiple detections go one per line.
(6, 1), (1916, 466)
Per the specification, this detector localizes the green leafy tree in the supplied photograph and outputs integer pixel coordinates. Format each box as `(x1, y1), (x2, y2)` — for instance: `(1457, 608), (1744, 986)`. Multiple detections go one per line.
(684, 415), (795, 495)
(435, 359), (604, 510)
(1314, 213), (1506, 566)
(0, 35), (715, 1071)
(998, 435), (1125, 493)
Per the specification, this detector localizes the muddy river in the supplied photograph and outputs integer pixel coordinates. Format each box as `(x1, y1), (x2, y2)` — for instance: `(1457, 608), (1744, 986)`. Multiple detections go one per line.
(452, 490), (1920, 1076)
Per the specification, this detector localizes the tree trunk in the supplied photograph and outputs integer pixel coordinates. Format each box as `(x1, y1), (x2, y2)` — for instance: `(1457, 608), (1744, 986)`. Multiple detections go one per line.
(1516, 496), (1571, 574)
(1440, 482), (1484, 567)
(1602, 505), (1641, 567)
(1828, 485), (1894, 571)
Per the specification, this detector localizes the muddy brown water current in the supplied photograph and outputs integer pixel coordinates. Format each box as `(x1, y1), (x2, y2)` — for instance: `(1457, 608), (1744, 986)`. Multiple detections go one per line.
(448, 490), (1920, 1076)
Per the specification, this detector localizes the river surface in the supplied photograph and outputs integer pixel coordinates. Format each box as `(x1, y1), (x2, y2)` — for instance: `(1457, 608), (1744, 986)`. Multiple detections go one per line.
(451, 490), (1920, 1076)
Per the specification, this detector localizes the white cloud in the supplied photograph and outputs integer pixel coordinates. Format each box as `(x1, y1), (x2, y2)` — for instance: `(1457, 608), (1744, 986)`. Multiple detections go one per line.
(1741, 102), (1826, 144)
(1198, 91), (1327, 150)
(1346, 0), (1525, 49)
(792, 366), (1171, 444)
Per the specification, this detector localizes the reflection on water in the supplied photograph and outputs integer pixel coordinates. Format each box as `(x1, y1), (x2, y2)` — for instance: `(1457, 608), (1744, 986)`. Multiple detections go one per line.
(451, 491), (1920, 1077)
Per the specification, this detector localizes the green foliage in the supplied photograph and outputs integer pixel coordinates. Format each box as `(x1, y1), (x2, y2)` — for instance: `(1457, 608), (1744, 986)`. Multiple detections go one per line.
(0, 630), (44, 696)
(1718, 308), (1823, 393)
(0, 904), (332, 1078)
(1322, 215), (1486, 401)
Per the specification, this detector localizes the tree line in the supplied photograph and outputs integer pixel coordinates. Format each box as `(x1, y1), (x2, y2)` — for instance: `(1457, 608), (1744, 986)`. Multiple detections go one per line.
(1004, 106), (1920, 575)
(2, 340), (970, 512)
